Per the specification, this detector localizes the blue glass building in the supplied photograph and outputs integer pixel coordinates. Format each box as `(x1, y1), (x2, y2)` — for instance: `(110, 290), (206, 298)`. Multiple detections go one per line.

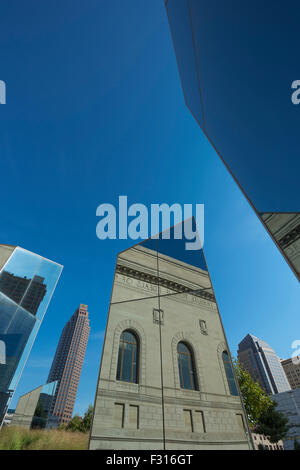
(0, 244), (63, 425)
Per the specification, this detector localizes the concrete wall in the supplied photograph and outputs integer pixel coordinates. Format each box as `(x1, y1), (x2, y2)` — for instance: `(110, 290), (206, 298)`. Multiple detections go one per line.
(0, 245), (15, 271)
(12, 385), (42, 429)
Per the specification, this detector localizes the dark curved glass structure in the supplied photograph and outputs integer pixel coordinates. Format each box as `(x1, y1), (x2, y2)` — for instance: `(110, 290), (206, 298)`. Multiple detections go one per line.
(165, 0), (300, 281)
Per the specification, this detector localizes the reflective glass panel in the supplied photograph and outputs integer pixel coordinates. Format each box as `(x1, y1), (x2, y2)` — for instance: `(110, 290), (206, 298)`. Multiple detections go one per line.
(0, 247), (62, 424)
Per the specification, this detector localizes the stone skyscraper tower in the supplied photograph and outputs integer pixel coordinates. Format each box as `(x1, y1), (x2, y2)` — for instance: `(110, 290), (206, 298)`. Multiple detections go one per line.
(47, 304), (90, 426)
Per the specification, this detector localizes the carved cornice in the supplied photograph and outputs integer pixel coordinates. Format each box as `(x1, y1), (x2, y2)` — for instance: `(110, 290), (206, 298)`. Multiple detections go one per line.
(279, 223), (300, 250)
(116, 264), (215, 303)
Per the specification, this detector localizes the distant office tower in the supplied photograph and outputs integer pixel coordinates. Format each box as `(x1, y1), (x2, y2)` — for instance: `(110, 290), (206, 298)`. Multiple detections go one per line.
(90, 223), (253, 450)
(238, 334), (291, 395)
(0, 244), (62, 426)
(47, 304), (90, 426)
(281, 357), (300, 390)
(164, 1), (300, 280)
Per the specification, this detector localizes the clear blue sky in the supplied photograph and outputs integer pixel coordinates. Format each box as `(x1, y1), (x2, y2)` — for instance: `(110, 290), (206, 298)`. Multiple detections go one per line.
(0, 1), (299, 416)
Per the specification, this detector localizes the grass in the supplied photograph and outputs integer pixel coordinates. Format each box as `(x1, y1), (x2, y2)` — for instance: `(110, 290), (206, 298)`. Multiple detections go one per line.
(0, 426), (89, 450)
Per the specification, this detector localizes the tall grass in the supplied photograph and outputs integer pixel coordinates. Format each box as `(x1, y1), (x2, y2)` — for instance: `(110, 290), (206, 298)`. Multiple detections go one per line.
(0, 426), (89, 450)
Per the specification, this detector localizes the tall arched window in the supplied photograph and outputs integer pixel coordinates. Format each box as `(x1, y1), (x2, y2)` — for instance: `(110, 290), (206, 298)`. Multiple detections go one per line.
(116, 330), (138, 383)
(222, 351), (238, 396)
(177, 342), (197, 390)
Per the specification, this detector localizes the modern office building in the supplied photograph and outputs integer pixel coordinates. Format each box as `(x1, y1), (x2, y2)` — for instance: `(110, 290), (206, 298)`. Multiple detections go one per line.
(164, 1), (300, 281)
(47, 304), (90, 427)
(2, 409), (14, 427)
(272, 388), (300, 450)
(11, 381), (58, 429)
(0, 244), (63, 426)
(237, 334), (291, 395)
(89, 224), (253, 450)
(281, 357), (300, 390)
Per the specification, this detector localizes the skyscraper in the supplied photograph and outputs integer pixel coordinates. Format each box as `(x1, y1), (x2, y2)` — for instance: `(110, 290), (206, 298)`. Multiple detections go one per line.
(47, 304), (90, 427)
(0, 244), (63, 426)
(238, 334), (291, 395)
(164, 0), (300, 280)
(89, 224), (253, 450)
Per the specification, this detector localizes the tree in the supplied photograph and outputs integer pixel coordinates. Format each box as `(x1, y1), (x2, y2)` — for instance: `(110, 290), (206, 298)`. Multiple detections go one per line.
(255, 401), (288, 443)
(81, 404), (93, 433)
(294, 439), (300, 450)
(59, 405), (93, 433)
(62, 414), (83, 432)
(234, 360), (288, 443)
(233, 360), (273, 426)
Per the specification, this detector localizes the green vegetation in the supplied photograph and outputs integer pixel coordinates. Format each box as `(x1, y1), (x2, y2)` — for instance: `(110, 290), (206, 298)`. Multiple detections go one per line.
(0, 426), (89, 450)
(294, 439), (300, 450)
(59, 404), (93, 433)
(233, 359), (273, 425)
(234, 360), (288, 443)
(255, 401), (288, 444)
(0, 405), (93, 450)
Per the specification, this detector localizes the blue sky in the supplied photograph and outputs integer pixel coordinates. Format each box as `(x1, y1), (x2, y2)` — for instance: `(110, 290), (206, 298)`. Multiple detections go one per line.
(0, 1), (299, 416)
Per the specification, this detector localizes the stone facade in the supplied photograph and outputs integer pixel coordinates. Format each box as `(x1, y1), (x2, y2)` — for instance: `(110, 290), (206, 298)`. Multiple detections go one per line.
(11, 385), (42, 429)
(251, 433), (284, 450)
(261, 213), (300, 280)
(89, 245), (252, 450)
(281, 357), (300, 390)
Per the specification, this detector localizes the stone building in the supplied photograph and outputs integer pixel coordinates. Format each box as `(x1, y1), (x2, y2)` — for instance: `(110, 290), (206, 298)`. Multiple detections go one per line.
(89, 235), (252, 450)
(281, 357), (300, 390)
(251, 432), (284, 450)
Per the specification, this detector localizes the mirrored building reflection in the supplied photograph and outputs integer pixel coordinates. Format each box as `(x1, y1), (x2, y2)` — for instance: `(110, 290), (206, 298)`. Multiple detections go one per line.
(0, 244), (63, 426)
(164, 0), (300, 281)
(89, 223), (253, 450)
(11, 381), (58, 430)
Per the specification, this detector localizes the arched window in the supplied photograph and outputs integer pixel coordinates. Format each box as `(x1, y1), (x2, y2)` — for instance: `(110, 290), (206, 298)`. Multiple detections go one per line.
(222, 351), (238, 396)
(177, 342), (197, 390)
(116, 330), (138, 383)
